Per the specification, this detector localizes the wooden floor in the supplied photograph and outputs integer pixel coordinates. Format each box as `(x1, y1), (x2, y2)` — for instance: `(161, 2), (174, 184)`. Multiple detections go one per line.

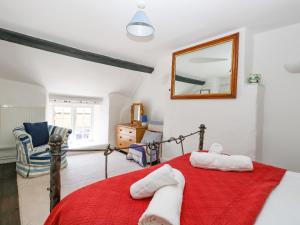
(0, 163), (21, 225)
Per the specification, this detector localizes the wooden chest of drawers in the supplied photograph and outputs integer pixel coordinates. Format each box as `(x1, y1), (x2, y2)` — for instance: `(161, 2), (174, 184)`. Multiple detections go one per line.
(116, 124), (147, 152)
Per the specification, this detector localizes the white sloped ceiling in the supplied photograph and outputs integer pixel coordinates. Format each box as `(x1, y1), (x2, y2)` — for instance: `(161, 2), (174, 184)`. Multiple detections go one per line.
(0, 0), (299, 97)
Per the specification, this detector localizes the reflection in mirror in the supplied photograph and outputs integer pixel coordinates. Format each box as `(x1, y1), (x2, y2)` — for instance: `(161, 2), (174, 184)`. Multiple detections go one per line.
(134, 105), (141, 121)
(171, 33), (239, 99)
(175, 41), (232, 95)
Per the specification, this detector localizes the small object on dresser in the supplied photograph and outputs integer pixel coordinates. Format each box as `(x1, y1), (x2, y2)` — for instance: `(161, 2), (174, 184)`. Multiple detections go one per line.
(141, 115), (148, 126)
(248, 73), (261, 84)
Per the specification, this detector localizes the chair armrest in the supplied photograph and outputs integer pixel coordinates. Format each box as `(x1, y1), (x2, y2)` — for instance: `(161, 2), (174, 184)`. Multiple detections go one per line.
(12, 128), (34, 158)
(13, 128), (32, 142)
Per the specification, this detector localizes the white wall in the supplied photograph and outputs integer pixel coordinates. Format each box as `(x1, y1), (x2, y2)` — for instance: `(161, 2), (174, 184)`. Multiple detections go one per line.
(0, 78), (46, 163)
(123, 28), (262, 160)
(253, 22), (300, 172)
(0, 78), (46, 107)
(108, 92), (131, 145)
(94, 101), (109, 145)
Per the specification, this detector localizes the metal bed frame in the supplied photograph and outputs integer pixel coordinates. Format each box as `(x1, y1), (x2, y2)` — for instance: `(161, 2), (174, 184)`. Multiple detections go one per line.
(48, 124), (206, 211)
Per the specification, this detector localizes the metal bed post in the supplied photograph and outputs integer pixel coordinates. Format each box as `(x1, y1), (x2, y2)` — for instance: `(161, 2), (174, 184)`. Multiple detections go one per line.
(49, 134), (63, 211)
(178, 135), (185, 155)
(198, 124), (206, 151)
(104, 144), (114, 179)
(104, 145), (110, 179)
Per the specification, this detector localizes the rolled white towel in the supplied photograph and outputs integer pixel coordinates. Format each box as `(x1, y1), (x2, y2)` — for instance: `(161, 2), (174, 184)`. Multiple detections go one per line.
(190, 151), (253, 172)
(130, 164), (178, 199)
(138, 169), (185, 225)
(209, 143), (223, 154)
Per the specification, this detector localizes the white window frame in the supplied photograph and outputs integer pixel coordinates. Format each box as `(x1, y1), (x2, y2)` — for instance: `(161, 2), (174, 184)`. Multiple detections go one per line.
(51, 103), (95, 147)
(73, 105), (94, 143)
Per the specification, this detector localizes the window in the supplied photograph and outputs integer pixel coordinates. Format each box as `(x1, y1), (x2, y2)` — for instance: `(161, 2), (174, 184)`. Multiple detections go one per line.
(74, 107), (93, 142)
(52, 105), (94, 148)
(53, 107), (72, 129)
(49, 94), (103, 148)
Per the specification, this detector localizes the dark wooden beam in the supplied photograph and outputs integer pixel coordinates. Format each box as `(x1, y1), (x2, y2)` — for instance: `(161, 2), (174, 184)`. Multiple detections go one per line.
(175, 75), (205, 85)
(0, 28), (154, 74)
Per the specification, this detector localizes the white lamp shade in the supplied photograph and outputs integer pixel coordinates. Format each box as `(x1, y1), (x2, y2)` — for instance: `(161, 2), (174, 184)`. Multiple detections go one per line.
(127, 10), (154, 37)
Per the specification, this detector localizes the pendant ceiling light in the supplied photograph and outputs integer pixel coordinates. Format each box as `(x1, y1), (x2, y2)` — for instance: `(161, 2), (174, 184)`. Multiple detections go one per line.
(126, 1), (155, 37)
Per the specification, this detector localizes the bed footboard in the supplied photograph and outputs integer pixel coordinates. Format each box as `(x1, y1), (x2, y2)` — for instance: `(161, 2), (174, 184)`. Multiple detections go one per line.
(49, 124), (206, 211)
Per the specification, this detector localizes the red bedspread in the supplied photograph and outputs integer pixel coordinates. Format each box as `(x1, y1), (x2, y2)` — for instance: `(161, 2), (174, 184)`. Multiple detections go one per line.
(45, 153), (286, 225)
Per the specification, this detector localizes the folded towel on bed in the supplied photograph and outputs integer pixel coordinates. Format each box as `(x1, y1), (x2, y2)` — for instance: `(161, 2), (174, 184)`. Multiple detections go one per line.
(190, 151), (253, 171)
(209, 143), (223, 154)
(130, 164), (178, 199)
(138, 169), (185, 225)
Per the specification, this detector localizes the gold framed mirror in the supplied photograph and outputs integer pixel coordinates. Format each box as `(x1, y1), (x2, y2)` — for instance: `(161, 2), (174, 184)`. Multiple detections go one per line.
(131, 103), (144, 125)
(171, 33), (239, 99)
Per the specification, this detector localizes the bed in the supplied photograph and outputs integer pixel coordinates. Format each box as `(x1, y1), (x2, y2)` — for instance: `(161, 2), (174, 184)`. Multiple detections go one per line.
(45, 125), (300, 225)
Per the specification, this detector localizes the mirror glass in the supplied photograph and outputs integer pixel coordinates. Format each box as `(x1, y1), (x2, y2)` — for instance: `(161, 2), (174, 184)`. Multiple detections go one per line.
(133, 105), (141, 121)
(131, 103), (144, 125)
(171, 33), (239, 99)
(175, 41), (232, 95)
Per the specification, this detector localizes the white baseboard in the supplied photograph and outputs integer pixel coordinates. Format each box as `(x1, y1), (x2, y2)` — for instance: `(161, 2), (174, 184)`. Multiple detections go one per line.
(0, 147), (16, 164)
(0, 157), (16, 164)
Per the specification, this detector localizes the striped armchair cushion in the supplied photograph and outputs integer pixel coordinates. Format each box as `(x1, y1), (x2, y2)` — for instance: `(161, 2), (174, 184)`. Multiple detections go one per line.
(30, 148), (67, 165)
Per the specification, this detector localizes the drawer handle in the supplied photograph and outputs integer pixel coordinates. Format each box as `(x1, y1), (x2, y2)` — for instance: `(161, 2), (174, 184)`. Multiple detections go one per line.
(120, 143), (122, 146)
(129, 139), (132, 141)
(120, 136), (122, 138)
(129, 131), (132, 133)
(120, 129), (122, 131)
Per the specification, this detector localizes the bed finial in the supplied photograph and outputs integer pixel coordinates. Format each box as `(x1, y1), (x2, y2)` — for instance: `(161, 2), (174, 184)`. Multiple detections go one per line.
(49, 134), (63, 211)
(198, 124), (206, 151)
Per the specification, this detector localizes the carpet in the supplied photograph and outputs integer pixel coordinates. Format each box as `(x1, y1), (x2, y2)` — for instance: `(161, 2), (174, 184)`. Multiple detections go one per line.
(0, 163), (21, 225)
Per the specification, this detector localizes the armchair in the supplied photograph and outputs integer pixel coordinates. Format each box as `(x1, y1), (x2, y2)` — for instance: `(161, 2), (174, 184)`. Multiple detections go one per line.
(127, 121), (163, 167)
(13, 125), (72, 177)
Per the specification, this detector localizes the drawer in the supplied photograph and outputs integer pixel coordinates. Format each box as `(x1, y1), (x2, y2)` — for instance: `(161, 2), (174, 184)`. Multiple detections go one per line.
(117, 141), (132, 149)
(118, 134), (135, 143)
(118, 126), (136, 136)
(117, 134), (136, 152)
